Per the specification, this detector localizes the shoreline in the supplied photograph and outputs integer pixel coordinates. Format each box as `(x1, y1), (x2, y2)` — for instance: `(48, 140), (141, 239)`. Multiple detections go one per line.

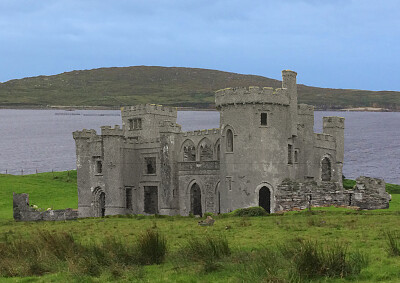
(0, 106), (397, 112)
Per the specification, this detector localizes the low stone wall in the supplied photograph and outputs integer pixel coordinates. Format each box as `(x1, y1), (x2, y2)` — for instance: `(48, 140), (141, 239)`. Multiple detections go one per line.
(275, 176), (391, 212)
(348, 176), (391, 210)
(13, 193), (78, 222)
(275, 180), (346, 212)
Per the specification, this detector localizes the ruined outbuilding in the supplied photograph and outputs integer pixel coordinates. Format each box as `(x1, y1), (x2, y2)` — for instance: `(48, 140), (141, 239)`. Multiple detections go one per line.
(73, 70), (390, 217)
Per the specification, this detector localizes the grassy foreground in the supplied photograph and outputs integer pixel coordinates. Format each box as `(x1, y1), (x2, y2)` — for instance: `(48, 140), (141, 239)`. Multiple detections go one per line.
(0, 172), (399, 282)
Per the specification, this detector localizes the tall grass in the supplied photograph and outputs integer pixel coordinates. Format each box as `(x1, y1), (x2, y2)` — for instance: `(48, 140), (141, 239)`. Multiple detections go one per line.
(137, 229), (167, 265)
(0, 229), (167, 278)
(280, 239), (368, 279)
(385, 230), (400, 256)
(182, 234), (230, 261)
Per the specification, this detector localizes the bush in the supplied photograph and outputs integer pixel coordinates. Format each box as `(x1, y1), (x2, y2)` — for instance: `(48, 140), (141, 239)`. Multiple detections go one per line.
(281, 239), (368, 279)
(137, 229), (167, 265)
(231, 206), (268, 217)
(181, 234), (230, 262)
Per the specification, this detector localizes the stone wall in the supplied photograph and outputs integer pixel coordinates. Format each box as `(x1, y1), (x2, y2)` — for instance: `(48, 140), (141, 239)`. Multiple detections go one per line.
(13, 193), (78, 222)
(275, 180), (346, 212)
(275, 176), (391, 212)
(348, 176), (391, 210)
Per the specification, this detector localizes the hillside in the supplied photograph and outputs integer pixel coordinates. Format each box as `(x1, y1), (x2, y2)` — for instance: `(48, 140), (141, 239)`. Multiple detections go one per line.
(0, 66), (399, 110)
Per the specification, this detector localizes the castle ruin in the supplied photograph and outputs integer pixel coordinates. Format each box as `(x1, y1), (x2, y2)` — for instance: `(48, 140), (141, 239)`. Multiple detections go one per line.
(73, 70), (390, 217)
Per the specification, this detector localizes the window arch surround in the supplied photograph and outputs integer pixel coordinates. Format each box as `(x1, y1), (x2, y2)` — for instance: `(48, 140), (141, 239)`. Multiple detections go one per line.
(181, 139), (196, 161)
(321, 155), (333, 182)
(222, 125), (237, 153)
(92, 187), (106, 217)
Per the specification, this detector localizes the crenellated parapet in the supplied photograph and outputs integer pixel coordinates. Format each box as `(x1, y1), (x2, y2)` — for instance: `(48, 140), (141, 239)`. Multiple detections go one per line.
(159, 120), (182, 133)
(73, 129), (98, 139)
(323, 117), (345, 129)
(298, 104), (314, 115)
(314, 133), (336, 150)
(101, 125), (123, 136)
(181, 128), (221, 137)
(126, 137), (161, 145)
(215, 86), (289, 108)
(122, 104), (177, 118)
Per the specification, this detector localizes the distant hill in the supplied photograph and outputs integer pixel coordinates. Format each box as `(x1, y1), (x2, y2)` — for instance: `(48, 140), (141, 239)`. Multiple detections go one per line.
(0, 66), (399, 110)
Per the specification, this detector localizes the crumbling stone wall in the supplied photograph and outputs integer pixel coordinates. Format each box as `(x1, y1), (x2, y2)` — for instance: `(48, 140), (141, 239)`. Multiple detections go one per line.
(347, 176), (391, 210)
(13, 193), (78, 222)
(275, 180), (346, 212)
(275, 176), (390, 212)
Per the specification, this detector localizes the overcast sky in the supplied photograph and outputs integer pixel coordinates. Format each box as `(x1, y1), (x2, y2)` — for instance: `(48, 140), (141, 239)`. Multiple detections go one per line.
(0, 0), (399, 90)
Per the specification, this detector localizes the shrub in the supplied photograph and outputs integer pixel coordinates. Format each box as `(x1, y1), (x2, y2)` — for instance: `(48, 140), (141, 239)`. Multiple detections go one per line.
(385, 230), (400, 256)
(231, 206), (268, 217)
(281, 239), (368, 279)
(137, 229), (167, 265)
(181, 234), (230, 262)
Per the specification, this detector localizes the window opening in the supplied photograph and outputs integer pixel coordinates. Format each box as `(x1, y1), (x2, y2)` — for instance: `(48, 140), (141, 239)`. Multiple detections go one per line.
(96, 160), (102, 174)
(126, 187), (133, 210)
(261, 113), (268, 126)
(321, 157), (332, 181)
(145, 157), (156, 174)
(226, 129), (233, 152)
(288, 144), (293, 164)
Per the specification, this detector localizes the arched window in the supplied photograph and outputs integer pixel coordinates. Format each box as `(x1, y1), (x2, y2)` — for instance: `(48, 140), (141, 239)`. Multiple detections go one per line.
(215, 141), (221, 161)
(181, 139), (196, 161)
(226, 129), (233, 152)
(198, 138), (213, 161)
(321, 157), (332, 181)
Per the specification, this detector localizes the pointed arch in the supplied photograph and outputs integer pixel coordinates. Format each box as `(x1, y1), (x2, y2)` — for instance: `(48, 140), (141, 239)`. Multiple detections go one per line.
(255, 182), (274, 213)
(181, 139), (196, 161)
(321, 155), (332, 181)
(92, 187), (106, 217)
(222, 125), (236, 153)
(214, 139), (221, 161)
(198, 137), (213, 161)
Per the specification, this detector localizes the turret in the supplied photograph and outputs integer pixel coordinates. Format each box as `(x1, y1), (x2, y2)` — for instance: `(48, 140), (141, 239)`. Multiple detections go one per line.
(323, 116), (345, 186)
(121, 104), (178, 140)
(323, 117), (345, 163)
(282, 70), (298, 137)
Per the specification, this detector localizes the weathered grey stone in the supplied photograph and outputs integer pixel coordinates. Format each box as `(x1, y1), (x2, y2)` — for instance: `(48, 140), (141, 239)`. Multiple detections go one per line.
(72, 70), (389, 217)
(13, 193), (78, 222)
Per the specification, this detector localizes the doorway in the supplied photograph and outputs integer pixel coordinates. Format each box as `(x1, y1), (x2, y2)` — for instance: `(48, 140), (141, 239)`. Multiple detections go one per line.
(258, 186), (271, 213)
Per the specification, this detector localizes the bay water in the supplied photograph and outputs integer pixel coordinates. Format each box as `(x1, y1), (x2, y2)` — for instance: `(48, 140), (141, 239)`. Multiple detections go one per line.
(0, 109), (398, 184)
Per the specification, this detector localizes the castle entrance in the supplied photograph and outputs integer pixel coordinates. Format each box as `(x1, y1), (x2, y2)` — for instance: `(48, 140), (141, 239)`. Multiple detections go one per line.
(259, 186), (271, 213)
(144, 186), (158, 214)
(190, 183), (202, 216)
(99, 192), (105, 217)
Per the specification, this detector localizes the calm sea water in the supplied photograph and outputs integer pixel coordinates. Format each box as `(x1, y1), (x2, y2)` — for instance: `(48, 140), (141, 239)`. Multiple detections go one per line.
(0, 110), (399, 184)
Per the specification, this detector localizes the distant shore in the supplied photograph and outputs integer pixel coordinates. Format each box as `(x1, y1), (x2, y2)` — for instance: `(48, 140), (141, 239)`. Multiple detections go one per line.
(0, 105), (398, 112)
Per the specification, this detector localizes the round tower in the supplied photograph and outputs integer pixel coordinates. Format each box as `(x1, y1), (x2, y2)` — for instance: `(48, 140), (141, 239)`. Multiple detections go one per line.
(215, 70), (298, 213)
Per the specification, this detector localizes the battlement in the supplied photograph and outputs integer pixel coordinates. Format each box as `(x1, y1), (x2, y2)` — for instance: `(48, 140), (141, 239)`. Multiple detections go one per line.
(298, 104), (314, 115)
(126, 137), (161, 145)
(215, 86), (289, 108)
(159, 120), (182, 133)
(323, 116), (345, 129)
(315, 133), (335, 142)
(181, 128), (221, 137)
(314, 133), (336, 150)
(73, 129), (98, 139)
(101, 125), (124, 136)
(121, 104), (177, 118)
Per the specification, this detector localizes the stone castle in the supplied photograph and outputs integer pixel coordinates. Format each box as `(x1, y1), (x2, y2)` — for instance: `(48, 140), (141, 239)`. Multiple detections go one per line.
(72, 70), (390, 218)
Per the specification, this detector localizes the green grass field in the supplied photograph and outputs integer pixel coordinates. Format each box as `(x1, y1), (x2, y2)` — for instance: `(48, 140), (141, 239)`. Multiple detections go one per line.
(0, 171), (400, 282)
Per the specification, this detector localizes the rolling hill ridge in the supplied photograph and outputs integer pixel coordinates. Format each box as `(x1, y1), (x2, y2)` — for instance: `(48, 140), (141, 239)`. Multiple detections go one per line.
(0, 66), (399, 110)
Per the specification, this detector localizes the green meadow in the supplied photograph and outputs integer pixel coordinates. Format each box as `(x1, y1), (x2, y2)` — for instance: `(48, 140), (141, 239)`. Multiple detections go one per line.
(0, 171), (400, 282)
